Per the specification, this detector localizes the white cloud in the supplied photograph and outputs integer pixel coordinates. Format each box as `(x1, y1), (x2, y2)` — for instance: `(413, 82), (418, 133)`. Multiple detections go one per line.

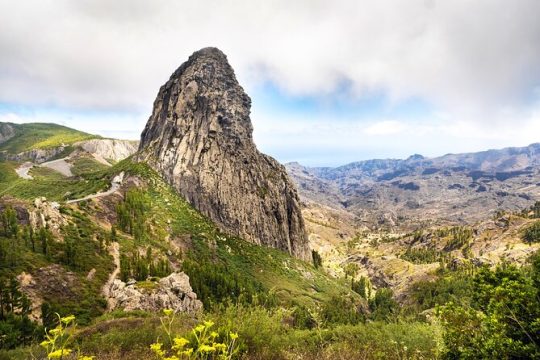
(1, 0), (539, 165)
(364, 121), (409, 136)
(0, 0), (539, 115)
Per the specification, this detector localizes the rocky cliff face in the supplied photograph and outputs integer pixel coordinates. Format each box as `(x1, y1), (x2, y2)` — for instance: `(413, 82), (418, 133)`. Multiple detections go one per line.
(137, 47), (310, 260)
(0, 123), (15, 144)
(77, 139), (139, 162)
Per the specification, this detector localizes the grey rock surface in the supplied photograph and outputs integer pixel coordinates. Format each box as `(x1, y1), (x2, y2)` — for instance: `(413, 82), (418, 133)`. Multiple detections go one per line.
(107, 272), (203, 314)
(286, 143), (540, 228)
(0, 123), (15, 144)
(76, 139), (139, 162)
(1, 146), (68, 163)
(137, 47), (310, 260)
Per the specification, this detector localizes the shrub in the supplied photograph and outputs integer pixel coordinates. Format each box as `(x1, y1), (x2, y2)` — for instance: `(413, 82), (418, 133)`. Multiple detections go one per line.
(438, 255), (540, 359)
(312, 250), (323, 269)
(369, 288), (398, 321)
(150, 309), (240, 360)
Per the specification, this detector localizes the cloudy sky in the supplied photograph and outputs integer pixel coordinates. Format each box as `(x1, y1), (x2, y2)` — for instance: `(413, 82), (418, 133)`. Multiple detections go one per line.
(1, 0), (539, 166)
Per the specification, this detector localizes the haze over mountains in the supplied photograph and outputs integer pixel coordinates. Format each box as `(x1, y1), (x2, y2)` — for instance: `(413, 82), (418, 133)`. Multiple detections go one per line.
(286, 143), (540, 228)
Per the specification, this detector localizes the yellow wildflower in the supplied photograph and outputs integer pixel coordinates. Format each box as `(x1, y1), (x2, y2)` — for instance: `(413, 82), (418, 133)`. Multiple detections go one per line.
(60, 315), (76, 324)
(49, 328), (62, 336)
(199, 344), (216, 353)
(213, 343), (227, 352)
(150, 342), (165, 357)
(210, 331), (219, 338)
(182, 348), (194, 356)
(48, 349), (72, 359)
(40, 340), (50, 348)
(172, 337), (190, 349)
(230, 332), (239, 340)
(78, 356), (95, 360)
(203, 320), (215, 328)
(163, 309), (174, 316)
(194, 324), (205, 333)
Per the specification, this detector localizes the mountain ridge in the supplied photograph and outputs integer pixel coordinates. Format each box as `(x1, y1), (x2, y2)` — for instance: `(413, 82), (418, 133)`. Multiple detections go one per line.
(286, 142), (540, 228)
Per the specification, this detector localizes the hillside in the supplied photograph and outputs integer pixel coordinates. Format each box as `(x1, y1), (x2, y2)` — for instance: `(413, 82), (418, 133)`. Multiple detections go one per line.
(0, 122), (99, 154)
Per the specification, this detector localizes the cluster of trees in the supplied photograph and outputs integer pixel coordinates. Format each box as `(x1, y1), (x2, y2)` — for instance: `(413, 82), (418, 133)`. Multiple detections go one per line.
(523, 221), (540, 244)
(439, 252), (540, 358)
(182, 258), (274, 308)
(443, 226), (473, 250)
(0, 277), (40, 349)
(351, 276), (372, 299)
(116, 189), (150, 242)
(0, 206), (53, 269)
(119, 247), (171, 282)
(401, 247), (443, 264)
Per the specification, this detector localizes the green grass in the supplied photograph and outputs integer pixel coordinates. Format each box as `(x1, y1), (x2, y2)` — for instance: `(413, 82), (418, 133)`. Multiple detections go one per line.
(71, 156), (110, 176)
(0, 160), (110, 201)
(1, 307), (441, 360)
(28, 166), (66, 181)
(0, 122), (99, 154)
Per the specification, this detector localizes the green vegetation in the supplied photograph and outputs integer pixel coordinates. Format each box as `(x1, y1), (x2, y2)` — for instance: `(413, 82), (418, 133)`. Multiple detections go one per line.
(401, 247), (444, 264)
(0, 205), (113, 350)
(528, 201), (540, 218)
(408, 273), (474, 314)
(351, 276), (372, 299)
(523, 221), (540, 244)
(71, 156), (109, 176)
(311, 249), (322, 268)
(0, 277), (40, 349)
(439, 253), (540, 358)
(120, 248), (171, 282)
(442, 226), (473, 250)
(368, 288), (398, 321)
(116, 188), (151, 242)
(108, 160), (358, 310)
(0, 161), (109, 201)
(0, 123), (98, 154)
(150, 310), (239, 360)
(28, 166), (65, 181)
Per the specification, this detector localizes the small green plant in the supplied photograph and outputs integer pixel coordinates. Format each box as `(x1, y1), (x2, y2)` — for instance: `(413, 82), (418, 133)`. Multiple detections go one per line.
(151, 309), (239, 359)
(40, 314), (94, 359)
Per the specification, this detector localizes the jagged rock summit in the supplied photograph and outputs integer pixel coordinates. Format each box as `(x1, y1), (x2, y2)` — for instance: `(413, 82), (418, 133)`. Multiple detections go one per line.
(138, 47), (310, 260)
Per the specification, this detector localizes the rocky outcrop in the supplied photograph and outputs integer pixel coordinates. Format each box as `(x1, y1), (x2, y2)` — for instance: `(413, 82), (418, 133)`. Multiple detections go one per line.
(106, 272), (202, 313)
(1, 146), (69, 163)
(76, 139), (139, 162)
(17, 265), (79, 323)
(0, 123), (15, 144)
(30, 197), (67, 235)
(137, 47), (310, 260)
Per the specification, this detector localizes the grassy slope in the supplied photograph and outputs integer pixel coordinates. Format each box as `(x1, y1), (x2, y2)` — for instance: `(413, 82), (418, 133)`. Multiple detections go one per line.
(0, 122), (99, 153)
(70, 156), (110, 176)
(0, 160), (109, 201)
(111, 160), (357, 308)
